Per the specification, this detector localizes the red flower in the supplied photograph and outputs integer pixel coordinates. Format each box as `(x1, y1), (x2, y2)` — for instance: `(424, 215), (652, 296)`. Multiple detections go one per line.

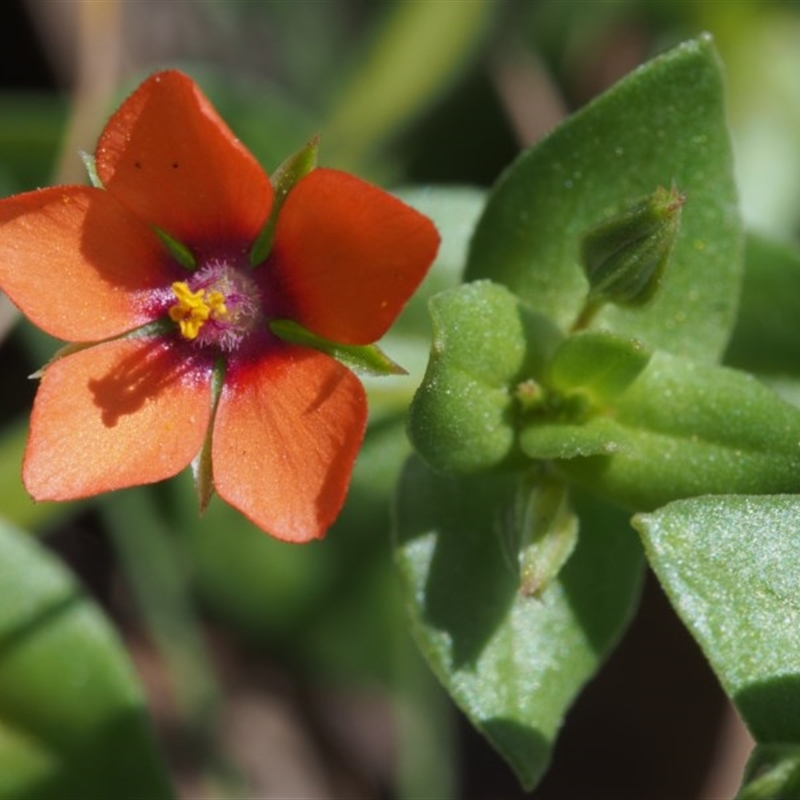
(0, 71), (439, 542)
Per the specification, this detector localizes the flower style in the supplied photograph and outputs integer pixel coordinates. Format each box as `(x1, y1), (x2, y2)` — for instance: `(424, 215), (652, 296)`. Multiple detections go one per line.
(0, 71), (439, 542)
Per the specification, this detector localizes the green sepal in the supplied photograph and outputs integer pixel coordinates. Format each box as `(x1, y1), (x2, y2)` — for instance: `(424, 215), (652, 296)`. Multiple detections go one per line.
(580, 185), (684, 312)
(80, 151), (103, 189)
(738, 744), (800, 800)
(250, 136), (319, 266)
(562, 352), (800, 511)
(192, 358), (225, 512)
(270, 318), (406, 377)
(153, 226), (197, 270)
(28, 319), (174, 379)
(28, 341), (96, 379)
(124, 318), (175, 339)
(547, 330), (651, 405)
(500, 471), (579, 597)
(409, 280), (562, 475)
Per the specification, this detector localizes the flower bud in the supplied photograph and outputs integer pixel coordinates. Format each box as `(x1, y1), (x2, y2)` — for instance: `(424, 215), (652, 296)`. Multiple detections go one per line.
(581, 185), (685, 307)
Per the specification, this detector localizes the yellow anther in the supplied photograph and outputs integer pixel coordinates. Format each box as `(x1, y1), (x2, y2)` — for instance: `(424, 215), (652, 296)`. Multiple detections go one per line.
(169, 281), (228, 340)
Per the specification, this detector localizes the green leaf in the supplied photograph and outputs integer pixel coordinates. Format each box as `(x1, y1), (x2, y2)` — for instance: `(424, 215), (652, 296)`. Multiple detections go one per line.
(561, 352), (800, 511)
(635, 496), (800, 745)
(0, 519), (173, 799)
(394, 455), (644, 791)
(546, 330), (651, 404)
(408, 280), (562, 474)
(738, 744), (800, 800)
(521, 417), (625, 461)
(466, 35), (742, 360)
(725, 232), (800, 375)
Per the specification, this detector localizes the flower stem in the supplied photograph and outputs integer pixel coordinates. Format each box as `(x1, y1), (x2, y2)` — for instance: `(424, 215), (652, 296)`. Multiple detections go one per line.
(570, 297), (604, 333)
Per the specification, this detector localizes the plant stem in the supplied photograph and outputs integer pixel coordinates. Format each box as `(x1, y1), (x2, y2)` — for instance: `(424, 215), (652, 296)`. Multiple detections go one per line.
(570, 296), (604, 333)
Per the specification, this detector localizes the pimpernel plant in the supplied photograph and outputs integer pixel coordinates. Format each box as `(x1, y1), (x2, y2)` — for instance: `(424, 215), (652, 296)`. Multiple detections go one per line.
(2, 9), (800, 798)
(395, 35), (800, 797)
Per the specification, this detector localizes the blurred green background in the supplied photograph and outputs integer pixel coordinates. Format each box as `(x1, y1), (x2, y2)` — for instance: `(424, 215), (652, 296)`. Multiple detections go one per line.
(1, 1), (799, 798)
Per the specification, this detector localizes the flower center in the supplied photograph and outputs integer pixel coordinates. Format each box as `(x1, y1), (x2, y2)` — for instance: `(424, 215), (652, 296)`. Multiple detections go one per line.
(169, 282), (228, 340)
(168, 261), (262, 351)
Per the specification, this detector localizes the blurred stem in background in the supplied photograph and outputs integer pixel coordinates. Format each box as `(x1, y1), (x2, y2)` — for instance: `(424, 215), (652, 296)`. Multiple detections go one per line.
(0, 0), (123, 350)
(322, 0), (496, 173)
(54, 0), (123, 182)
(102, 489), (247, 797)
(394, 627), (456, 799)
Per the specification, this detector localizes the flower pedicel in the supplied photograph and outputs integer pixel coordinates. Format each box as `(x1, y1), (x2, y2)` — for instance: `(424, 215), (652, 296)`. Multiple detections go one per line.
(0, 71), (439, 542)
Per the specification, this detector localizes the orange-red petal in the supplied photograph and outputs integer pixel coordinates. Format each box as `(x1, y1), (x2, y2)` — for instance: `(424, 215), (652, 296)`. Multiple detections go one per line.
(0, 186), (171, 341)
(267, 168), (439, 345)
(95, 70), (273, 247)
(212, 346), (367, 542)
(24, 337), (212, 500)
